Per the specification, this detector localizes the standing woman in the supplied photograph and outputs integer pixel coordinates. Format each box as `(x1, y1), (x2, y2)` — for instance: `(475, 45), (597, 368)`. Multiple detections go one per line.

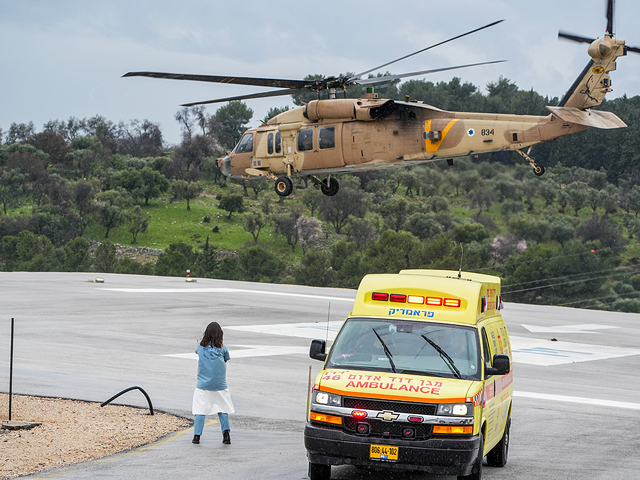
(192, 321), (234, 445)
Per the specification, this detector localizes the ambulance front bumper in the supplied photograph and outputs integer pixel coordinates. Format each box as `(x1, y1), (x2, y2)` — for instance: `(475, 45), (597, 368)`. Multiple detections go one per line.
(304, 423), (480, 476)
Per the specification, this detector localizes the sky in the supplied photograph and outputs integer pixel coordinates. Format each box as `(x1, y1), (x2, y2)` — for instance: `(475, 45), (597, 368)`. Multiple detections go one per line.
(1, 0), (639, 146)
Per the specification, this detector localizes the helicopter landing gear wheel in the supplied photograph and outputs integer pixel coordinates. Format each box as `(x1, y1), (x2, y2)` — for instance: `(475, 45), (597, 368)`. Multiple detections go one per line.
(320, 177), (339, 196)
(533, 164), (545, 177)
(274, 176), (293, 197)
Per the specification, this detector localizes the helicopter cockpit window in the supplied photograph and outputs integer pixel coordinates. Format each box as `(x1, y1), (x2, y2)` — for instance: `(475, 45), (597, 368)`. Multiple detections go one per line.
(275, 132), (281, 153)
(236, 133), (253, 154)
(319, 127), (335, 149)
(267, 133), (274, 154)
(297, 129), (313, 152)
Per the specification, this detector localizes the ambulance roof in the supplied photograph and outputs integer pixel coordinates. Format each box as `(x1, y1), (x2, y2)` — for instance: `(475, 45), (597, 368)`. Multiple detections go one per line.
(351, 270), (502, 326)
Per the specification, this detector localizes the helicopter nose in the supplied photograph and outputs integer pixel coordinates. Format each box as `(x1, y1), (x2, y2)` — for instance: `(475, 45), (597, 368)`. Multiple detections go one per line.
(220, 155), (232, 176)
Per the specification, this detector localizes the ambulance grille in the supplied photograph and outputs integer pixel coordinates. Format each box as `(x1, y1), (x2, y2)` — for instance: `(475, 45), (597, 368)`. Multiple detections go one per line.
(343, 397), (436, 416)
(343, 417), (433, 439)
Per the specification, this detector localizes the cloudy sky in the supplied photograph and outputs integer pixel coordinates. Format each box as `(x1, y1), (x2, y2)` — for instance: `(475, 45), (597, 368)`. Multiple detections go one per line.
(1, 0), (639, 145)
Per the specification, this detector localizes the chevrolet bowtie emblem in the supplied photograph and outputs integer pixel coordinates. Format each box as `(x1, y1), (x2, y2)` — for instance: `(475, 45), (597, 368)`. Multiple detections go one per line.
(376, 411), (399, 422)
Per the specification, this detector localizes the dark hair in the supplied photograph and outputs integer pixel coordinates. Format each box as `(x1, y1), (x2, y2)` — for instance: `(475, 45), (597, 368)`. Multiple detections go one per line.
(200, 322), (223, 348)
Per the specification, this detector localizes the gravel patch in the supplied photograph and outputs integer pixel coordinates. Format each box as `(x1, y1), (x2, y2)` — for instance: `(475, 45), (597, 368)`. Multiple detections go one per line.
(0, 394), (191, 479)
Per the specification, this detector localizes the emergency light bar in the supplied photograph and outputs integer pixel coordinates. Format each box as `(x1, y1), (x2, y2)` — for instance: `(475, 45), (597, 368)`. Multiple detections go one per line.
(372, 292), (461, 308)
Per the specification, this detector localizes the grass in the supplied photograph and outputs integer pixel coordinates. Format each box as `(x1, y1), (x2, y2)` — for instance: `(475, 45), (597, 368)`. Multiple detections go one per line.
(83, 190), (305, 264)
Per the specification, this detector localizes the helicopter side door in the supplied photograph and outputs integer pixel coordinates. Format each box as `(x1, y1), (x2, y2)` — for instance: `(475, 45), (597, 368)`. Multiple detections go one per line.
(297, 124), (344, 171)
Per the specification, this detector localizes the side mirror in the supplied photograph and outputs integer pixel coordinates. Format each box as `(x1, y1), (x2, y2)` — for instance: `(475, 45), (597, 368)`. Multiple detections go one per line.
(486, 354), (510, 376)
(310, 339), (327, 361)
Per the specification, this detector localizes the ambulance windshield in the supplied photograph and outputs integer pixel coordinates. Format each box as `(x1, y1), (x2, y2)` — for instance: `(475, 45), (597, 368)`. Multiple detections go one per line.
(327, 318), (480, 380)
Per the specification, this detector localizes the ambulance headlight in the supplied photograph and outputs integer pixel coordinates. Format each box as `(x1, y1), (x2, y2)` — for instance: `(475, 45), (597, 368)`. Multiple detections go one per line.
(437, 403), (473, 416)
(314, 390), (341, 406)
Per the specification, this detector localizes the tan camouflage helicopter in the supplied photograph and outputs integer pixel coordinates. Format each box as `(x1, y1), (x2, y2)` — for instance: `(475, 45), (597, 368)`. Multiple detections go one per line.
(125, 0), (638, 198)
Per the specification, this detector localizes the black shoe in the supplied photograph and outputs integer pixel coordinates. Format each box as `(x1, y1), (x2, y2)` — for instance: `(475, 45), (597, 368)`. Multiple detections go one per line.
(192, 435), (200, 444)
(222, 430), (231, 444)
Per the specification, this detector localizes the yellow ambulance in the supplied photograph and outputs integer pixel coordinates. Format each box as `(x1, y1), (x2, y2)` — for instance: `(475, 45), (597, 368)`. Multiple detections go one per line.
(305, 270), (513, 480)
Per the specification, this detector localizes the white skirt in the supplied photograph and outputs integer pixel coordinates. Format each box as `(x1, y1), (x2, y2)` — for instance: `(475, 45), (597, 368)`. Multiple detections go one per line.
(192, 388), (235, 415)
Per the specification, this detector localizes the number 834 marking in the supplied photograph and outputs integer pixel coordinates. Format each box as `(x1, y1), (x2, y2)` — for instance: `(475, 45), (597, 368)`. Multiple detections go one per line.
(481, 129), (495, 136)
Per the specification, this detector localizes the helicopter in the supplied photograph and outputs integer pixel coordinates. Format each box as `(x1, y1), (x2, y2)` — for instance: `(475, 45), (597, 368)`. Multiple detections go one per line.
(124, 0), (639, 198)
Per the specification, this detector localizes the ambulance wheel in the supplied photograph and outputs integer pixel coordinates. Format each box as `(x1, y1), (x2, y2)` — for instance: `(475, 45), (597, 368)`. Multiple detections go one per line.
(533, 164), (545, 176)
(308, 462), (330, 480)
(320, 177), (339, 196)
(487, 417), (510, 467)
(458, 433), (483, 480)
(274, 176), (293, 197)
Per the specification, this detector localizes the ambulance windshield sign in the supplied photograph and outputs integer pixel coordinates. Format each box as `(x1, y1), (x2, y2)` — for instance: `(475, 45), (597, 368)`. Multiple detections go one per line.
(327, 318), (481, 380)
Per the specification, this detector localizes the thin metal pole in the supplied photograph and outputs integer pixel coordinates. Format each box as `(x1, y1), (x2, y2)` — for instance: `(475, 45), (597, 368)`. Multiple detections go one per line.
(9, 318), (14, 421)
(306, 365), (313, 422)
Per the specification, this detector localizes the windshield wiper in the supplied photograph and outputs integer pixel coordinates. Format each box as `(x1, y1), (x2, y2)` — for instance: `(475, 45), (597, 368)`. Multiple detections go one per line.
(372, 327), (397, 373)
(421, 334), (462, 379)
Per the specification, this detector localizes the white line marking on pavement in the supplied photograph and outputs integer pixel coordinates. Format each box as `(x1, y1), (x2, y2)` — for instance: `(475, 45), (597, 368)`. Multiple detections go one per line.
(227, 322), (344, 340)
(99, 287), (355, 303)
(510, 335), (640, 366)
(521, 323), (619, 334)
(164, 345), (309, 359)
(514, 391), (640, 410)
(223, 323), (640, 366)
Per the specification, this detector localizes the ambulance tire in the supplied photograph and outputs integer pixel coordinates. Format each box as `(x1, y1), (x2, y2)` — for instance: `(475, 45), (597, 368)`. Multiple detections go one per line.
(487, 416), (510, 467)
(458, 433), (483, 480)
(308, 462), (330, 480)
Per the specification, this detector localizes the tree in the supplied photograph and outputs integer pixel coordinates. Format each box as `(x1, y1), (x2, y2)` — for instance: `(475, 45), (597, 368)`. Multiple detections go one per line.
(567, 182), (589, 216)
(319, 186), (367, 234)
(126, 206), (151, 244)
(116, 119), (163, 157)
(244, 211), (267, 244)
(503, 243), (609, 305)
(211, 101), (254, 150)
(345, 216), (379, 250)
(452, 223), (489, 243)
(467, 188), (496, 217)
(380, 197), (413, 232)
(4, 122), (36, 144)
(172, 179), (202, 210)
(238, 245), (285, 282)
(273, 211), (301, 251)
(62, 237), (91, 272)
(299, 186), (322, 217)
(365, 230), (421, 273)
(26, 130), (71, 166)
(0, 169), (27, 214)
(263, 106), (290, 123)
(2, 230), (58, 271)
(73, 180), (97, 235)
(218, 194), (246, 218)
(95, 191), (129, 239)
(330, 240), (367, 288)
(548, 216), (577, 247)
(296, 216), (323, 255)
(94, 241), (118, 273)
(404, 212), (444, 241)
(139, 166), (170, 205)
(293, 249), (333, 286)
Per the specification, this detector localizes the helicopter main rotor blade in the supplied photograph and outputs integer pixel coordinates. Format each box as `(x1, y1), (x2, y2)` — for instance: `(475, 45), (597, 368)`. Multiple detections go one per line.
(606, 0), (614, 35)
(626, 45), (640, 54)
(349, 19), (504, 81)
(354, 60), (507, 85)
(123, 71), (311, 90)
(558, 31), (596, 44)
(180, 88), (311, 107)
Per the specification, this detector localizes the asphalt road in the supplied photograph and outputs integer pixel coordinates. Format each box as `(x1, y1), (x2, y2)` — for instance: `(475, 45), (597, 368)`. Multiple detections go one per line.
(1, 272), (639, 480)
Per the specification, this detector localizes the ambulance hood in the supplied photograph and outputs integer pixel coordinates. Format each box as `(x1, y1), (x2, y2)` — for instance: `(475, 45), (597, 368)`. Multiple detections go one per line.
(317, 368), (477, 404)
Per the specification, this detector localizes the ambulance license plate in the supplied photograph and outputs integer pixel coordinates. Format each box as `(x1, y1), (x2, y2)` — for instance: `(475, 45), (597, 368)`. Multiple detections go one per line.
(370, 444), (399, 461)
